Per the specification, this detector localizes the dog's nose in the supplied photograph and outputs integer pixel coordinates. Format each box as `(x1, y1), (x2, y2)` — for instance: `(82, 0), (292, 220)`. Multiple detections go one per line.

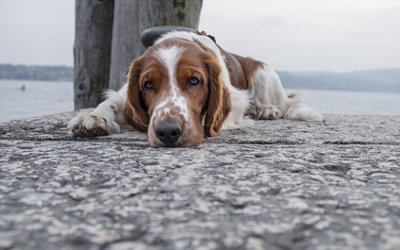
(155, 121), (182, 145)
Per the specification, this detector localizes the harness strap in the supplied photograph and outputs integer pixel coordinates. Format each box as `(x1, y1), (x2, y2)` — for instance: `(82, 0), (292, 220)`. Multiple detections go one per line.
(188, 30), (228, 65)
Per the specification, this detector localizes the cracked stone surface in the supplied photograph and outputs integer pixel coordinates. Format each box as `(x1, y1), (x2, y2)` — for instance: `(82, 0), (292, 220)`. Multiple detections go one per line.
(0, 111), (399, 250)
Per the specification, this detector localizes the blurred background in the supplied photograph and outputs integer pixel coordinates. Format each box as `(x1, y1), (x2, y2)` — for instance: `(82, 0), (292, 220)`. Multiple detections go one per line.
(0, 0), (399, 123)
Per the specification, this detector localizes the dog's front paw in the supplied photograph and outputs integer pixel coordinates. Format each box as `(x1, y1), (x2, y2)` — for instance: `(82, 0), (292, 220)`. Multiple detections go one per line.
(255, 105), (284, 120)
(67, 113), (120, 137)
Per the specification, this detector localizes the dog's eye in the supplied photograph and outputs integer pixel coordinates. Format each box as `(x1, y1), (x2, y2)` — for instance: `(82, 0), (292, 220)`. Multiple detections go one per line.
(144, 81), (154, 91)
(188, 77), (200, 86)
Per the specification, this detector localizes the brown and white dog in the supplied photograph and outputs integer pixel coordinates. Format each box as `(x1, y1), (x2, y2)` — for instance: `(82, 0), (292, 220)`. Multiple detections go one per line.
(67, 31), (322, 147)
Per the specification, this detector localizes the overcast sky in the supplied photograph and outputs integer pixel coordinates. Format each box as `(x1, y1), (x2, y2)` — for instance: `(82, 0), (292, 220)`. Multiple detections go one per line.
(0, 0), (399, 72)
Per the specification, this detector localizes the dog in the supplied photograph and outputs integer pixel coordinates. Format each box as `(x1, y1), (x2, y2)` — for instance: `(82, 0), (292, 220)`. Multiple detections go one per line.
(67, 30), (322, 147)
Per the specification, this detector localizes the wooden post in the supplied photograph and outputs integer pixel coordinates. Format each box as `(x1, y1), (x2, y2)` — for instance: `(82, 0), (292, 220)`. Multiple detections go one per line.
(108, 0), (203, 91)
(74, 0), (203, 108)
(73, 0), (114, 110)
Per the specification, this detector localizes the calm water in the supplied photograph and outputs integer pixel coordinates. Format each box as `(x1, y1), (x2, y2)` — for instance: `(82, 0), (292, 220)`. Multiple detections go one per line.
(0, 80), (74, 123)
(0, 80), (399, 123)
(285, 88), (400, 116)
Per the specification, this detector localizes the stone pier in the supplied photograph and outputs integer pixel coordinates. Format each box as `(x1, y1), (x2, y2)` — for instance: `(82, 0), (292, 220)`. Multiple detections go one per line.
(1, 111), (399, 250)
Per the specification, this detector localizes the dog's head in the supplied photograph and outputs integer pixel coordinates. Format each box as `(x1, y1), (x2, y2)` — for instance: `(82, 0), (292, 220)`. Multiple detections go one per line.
(124, 38), (232, 147)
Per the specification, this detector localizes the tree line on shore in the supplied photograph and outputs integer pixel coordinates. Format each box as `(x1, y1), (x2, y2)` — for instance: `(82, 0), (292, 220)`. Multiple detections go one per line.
(0, 64), (72, 82)
(0, 63), (398, 93)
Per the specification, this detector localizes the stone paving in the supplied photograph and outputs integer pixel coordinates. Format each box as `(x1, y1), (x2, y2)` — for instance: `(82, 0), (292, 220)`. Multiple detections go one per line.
(0, 111), (399, 250)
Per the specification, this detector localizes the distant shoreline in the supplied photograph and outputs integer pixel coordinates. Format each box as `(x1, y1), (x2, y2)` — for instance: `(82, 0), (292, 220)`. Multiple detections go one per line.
(0, 64), (398, 93)
(0, 64), (73, 82)
(277, 68), (400, 93)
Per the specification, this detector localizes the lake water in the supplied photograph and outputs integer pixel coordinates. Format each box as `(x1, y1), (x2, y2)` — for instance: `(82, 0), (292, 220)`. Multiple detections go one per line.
(0, 80), (74, 123)
(0, 79), (399, 123)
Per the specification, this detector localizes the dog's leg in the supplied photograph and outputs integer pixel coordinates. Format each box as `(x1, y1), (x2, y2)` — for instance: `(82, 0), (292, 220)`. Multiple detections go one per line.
(245, 60), (322, 121)
(67, 84), (127, 137)
(247, 63), (288, 120)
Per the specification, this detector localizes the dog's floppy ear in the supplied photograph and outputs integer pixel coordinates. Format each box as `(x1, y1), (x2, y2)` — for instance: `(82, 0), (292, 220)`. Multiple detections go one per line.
(204, 56), (232, 137)
(124, 58), (150, 132)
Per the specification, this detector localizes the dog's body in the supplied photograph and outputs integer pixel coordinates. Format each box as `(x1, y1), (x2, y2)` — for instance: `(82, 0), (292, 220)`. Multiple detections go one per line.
(68, 31), (322, 147)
